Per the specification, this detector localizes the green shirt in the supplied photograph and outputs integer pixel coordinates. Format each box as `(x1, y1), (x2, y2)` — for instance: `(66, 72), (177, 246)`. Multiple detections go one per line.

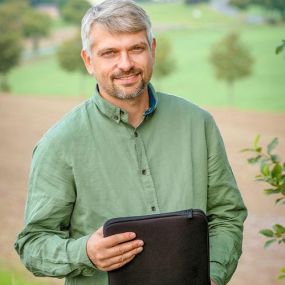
(15, 84), (247, 285)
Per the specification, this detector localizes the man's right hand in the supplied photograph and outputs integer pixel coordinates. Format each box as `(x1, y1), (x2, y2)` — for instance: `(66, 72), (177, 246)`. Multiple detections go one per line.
(86, 226), (144, 272)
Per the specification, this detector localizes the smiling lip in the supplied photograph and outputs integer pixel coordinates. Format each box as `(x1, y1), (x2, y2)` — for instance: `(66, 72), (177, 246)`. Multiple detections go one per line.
(114, 73), (140, 85)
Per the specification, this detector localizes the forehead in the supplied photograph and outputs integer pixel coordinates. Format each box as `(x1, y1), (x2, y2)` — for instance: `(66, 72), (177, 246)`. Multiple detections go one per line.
(90, 24), (149, 51)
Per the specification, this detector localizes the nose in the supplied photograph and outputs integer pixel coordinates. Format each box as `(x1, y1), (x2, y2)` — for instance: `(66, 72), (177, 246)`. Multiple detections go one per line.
(117, 52), (134, 71)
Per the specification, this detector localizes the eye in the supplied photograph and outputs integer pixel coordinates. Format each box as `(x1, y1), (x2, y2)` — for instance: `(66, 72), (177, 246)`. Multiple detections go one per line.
(101, 50), (117, 58)
(131, 46), (145, 53)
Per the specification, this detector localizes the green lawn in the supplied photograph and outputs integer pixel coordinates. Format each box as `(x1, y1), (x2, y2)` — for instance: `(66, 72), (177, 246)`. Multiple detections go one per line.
(7, 2), (285, 112)
(141, 2), (238, 27)
(154, 25), (285, 111)
(0, 267), (48, 285)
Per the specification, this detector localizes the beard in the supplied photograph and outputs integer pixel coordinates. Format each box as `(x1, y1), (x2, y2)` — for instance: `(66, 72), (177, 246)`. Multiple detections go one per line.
(101, 67), (150, 100)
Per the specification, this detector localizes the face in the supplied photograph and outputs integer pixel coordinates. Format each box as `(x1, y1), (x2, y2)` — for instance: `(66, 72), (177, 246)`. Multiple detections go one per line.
(81, 24), (156, 100)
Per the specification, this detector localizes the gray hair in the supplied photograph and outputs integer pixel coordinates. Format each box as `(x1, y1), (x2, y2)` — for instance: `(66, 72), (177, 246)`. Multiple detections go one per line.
(81, 0), (153, 55)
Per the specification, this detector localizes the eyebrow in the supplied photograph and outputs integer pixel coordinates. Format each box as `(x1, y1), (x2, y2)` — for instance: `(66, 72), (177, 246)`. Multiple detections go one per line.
(96, 41), (149, 56)
(129, 42), (148, 48)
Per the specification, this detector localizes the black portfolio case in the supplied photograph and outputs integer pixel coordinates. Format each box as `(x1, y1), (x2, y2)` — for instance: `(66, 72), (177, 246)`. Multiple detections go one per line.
(103, 209), (210, 285)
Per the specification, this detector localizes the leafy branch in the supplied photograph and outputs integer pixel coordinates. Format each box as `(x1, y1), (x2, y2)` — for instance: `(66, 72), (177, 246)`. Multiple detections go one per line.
(242, 135), (285, 280)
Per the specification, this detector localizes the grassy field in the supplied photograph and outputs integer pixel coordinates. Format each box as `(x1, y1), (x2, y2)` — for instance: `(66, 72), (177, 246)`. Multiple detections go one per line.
(7, 2), (285, 112)
(0, 267), (47, 285)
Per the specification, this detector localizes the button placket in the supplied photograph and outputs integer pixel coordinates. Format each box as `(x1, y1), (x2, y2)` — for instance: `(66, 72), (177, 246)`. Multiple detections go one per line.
(134, 132), (160, 214)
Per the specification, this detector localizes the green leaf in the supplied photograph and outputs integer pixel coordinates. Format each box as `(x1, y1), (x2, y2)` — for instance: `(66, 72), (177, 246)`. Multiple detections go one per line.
(264, 239), (276, 248)
(260, 229), (274, 237)
(271, 154), (280, 163)
(241, 148), (255, 153)
(278, 273), (285, 280)
(248, 156), (262, 164)
(254, 134), (261, 148)
(275, 197), (285, 205)
(276, 45), (284, 55)
(264, 188), (280, 195)
(273, 224), (285, 235)
(261, 163), (270, 176)
(281, 267), (285, 273)
(256, 147), (262, 153)
(267, 138), (278, 154)
(276, 40), (285, 55)
(272, 163), (282, 178)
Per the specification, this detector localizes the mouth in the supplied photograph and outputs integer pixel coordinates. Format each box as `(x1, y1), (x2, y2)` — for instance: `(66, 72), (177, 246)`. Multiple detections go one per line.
(112, 71), (141, 85)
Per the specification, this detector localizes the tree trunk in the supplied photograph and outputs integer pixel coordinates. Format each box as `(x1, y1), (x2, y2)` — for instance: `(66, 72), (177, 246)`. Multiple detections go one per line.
(0, 74), (10, 93)
(32, 37), (40, 54)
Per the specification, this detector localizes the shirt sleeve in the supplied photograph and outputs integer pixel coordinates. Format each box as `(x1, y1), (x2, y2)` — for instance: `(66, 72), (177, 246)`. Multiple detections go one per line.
(14, 137), (97, 278)
(205, 115), (247, 285)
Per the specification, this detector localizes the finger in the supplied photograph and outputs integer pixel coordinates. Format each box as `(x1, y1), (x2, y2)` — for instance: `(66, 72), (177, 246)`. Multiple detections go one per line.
(96, 226), (103, 237)
(105, 254), (136, 272)
(101, 246), (143, 269)
(103, 232), (136, 248)
(105, 239), (144, 259)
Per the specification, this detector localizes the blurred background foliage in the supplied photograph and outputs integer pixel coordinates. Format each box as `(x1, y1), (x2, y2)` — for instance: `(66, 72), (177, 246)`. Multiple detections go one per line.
(0, 0), (284, 111)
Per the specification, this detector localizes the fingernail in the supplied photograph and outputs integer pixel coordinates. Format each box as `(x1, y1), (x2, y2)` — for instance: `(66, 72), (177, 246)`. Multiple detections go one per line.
(130, 232), (136, 238)
(138, 247), (143, 252)
(138, 240), (144, 246)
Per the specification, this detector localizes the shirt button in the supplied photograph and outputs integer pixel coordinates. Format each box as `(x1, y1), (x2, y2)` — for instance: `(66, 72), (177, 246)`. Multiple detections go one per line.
(151, 206), (156, 212)
(134, 131), (138, 137)
(142, 169), (147, 175)
(113, 115), (119, 120)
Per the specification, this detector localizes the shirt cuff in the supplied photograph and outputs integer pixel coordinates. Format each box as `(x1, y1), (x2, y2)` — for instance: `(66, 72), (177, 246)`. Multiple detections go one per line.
(210, 261), (225, 285)
(70, 234), (98, 276)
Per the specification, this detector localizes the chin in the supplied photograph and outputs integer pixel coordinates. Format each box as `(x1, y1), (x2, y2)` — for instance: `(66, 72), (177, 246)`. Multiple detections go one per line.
(115, 83), (146, 99)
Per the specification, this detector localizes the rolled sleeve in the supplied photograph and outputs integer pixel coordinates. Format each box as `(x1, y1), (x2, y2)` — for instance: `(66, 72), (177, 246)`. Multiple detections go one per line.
(14, 137), (97, 278)
(205, 115), (247, 284)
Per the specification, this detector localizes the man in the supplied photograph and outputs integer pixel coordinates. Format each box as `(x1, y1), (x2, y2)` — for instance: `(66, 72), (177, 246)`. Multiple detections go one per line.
(15, 1), (247, 285)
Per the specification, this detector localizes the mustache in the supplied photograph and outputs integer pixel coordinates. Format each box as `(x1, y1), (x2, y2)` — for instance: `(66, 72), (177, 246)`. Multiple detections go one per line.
(111, 68), (142, 80)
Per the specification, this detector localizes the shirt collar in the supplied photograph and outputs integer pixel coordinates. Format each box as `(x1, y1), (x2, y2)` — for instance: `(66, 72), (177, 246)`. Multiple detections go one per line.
(92, 83), (158, 124)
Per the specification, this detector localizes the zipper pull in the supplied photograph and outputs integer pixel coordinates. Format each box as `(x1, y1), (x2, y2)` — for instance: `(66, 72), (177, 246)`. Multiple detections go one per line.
(186, 209), (193, 218)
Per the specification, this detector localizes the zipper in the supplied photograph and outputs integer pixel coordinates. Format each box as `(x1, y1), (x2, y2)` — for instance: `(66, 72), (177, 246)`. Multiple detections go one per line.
(104, 209), (206, 228)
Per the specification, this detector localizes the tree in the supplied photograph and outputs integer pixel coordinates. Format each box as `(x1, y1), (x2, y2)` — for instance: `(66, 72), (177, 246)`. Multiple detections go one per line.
(0, 3), (23, 92)
(256, 0), (285, 21)
(0, 30), (22, 92)
(62, 0), (91, 25)
(185, 0), (209, 4)
(57, 34), (85, 73)
(57, 33), (87, 95)
(243, 136), (285, 280)
(22, 9), (52, 53)
(153, 36), (175, 83)
(30, 0), (68, 8)
(229, 0), (251, 10)
(0, 0), (51, 54)
(230, 0), (285, 22)
(0, 0), (30, 31)
(209, 32), (254, 106)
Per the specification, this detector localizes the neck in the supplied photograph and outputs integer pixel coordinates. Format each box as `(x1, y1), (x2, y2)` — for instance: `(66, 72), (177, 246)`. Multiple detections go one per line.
(99, 87), (149, 128)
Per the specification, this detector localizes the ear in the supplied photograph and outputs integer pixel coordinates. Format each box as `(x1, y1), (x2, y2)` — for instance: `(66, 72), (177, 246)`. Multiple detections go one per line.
(151, 38), (156, 62)
(81, 49), (94, 75)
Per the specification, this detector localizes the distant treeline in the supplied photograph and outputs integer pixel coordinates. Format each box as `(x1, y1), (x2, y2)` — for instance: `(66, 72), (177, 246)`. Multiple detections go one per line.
(0, 0), (68, 8)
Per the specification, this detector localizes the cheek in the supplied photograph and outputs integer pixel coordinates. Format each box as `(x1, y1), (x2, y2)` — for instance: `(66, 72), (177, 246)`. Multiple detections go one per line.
(93, 63), (111, 80)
